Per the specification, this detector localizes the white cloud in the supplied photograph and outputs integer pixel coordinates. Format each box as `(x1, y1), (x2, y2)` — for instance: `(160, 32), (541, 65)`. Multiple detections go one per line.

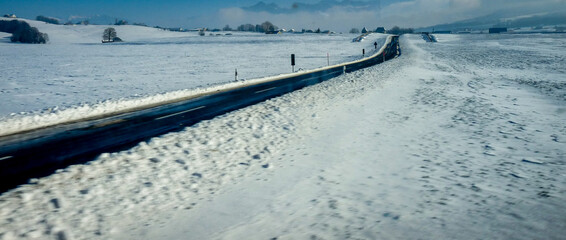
(217, 6), (380, 31)
(379, 0), (566, 26)
(194, 0), (566, 31)
(378, 0), (484, 27)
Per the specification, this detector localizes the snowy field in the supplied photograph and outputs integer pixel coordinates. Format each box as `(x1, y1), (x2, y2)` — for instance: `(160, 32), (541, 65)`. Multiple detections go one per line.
(1, 31), (566, 240)
(0, 18), (385, 136)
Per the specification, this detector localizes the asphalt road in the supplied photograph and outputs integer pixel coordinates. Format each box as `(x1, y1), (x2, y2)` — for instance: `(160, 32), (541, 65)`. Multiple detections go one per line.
(0, 36), (399, 192)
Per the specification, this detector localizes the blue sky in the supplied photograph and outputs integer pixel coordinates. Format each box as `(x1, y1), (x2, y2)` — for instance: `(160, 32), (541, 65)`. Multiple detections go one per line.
(2, 0), (565, 31)
(0, 0), (310, 20)
(1, 0), (235, 21)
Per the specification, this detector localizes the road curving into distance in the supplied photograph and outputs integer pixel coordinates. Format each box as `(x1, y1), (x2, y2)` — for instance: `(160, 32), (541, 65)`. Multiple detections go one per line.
(0, 35), (400, 192)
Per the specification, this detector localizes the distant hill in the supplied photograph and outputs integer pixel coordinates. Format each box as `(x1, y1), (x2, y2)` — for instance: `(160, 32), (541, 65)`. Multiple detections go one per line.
(68, 15), (124, 25)
(418, 10), (566, 32)
(0, 17), (195, 44)
(244, 1), (286, 13)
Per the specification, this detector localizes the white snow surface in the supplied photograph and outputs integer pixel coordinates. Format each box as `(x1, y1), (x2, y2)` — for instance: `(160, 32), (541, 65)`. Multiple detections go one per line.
(1, 33), (566, 240)
(0, 18), (385, 136)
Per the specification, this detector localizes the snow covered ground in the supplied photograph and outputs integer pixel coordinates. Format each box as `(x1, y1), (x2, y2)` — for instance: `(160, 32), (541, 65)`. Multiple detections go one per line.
(1, 32), (565, 240)
(0, 17), (385, 136)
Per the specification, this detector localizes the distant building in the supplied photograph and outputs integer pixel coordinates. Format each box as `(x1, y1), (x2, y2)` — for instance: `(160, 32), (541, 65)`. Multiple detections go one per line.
(167, 28), (185, 32)
(375, 27), (385, 33)
(3, 14), (17, 18)
(489, 27), (507, 34)
(187, 28), (205, 32)
(361, 27), (368, 33)
(433, 30), (451, 34)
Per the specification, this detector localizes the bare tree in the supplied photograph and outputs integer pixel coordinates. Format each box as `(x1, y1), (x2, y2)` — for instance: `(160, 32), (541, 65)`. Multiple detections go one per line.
(102, 27), (117, 42)
(261, 21), (276, 32)
(387, 26), (414, 35)
(238, 23), (255, 31)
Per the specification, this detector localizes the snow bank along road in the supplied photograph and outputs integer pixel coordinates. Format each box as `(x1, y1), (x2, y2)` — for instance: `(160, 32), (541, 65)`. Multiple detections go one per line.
(134, 34), (566, 239)
(0, 36), (399, 192)
(1, 33), (564, 240)
(0, 18), (386, 118)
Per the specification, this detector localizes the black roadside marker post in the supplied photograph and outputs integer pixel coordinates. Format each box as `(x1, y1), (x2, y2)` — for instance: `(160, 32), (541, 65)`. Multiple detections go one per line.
(235, 68), (238, 81)
(291, 54), (295, 72)
(363, 49), (365, 57)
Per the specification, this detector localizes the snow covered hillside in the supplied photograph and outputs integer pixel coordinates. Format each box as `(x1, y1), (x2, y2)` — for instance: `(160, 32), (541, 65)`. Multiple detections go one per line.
(0, 17), (385, 136)
(0, 32), (564, 239)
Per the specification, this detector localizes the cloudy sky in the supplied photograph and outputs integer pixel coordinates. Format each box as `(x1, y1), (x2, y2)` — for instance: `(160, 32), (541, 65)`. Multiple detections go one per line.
(2, 0), (565, 31)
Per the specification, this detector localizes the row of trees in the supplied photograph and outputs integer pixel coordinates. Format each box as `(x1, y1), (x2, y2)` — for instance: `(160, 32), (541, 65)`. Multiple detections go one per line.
(0, 20), (49, 43)
(114, 19), (128, 25)
(35, 15), (130, 26)
(349, 27), (374, 34)
(29, 14), (415, 36)
(65, 20), (89, 25)
(387, 26), (414, 35)
(36, 15), (59, 24)
(235, 21), (277, 32)
(350, 26), (413, 34)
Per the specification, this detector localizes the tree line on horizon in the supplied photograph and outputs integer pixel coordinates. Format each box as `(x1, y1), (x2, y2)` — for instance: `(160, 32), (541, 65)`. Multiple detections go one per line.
(350, 26), (413, 35)
(34, 15), (130, 26)
(234, 21), (278, 33)
(10, 13), (416, 37)
(387, 26), (414, 35)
